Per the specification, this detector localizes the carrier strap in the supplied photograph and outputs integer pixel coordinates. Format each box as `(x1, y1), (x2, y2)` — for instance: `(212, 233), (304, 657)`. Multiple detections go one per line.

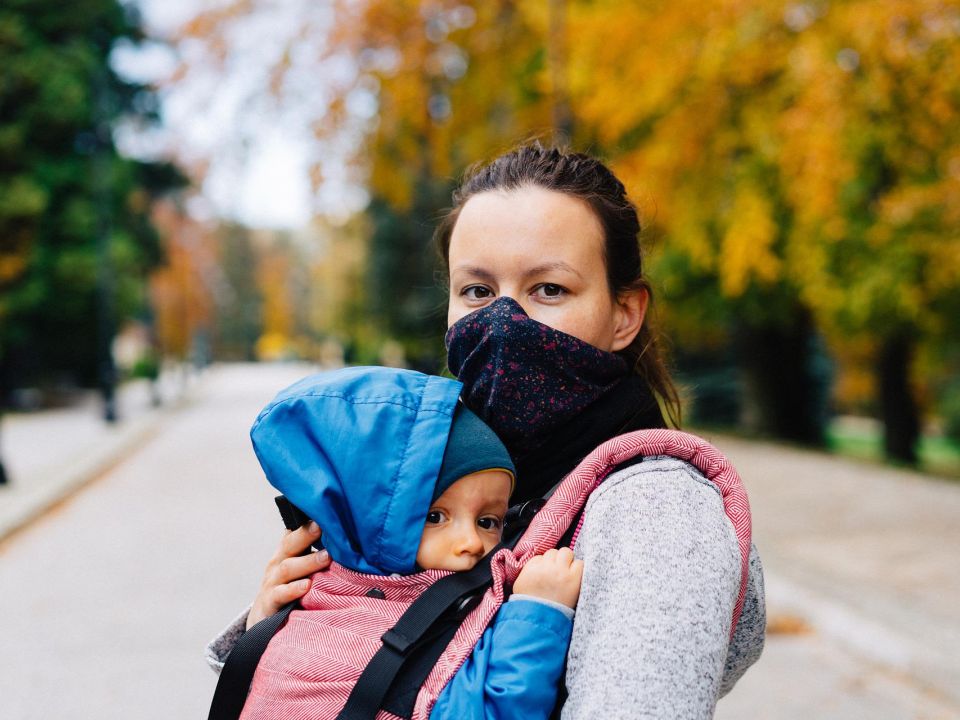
(207, 496), (318, 720)
(371, 502), (541, 718)
(207, 600), (296, 720)
(335, 542), (505, 720)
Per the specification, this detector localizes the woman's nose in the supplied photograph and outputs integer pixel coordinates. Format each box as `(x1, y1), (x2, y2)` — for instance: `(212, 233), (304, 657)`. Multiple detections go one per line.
(497, 293), (532, 318)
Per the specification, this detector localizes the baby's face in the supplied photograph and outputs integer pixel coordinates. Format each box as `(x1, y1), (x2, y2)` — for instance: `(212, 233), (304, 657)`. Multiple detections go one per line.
(416, 470), (512, 572)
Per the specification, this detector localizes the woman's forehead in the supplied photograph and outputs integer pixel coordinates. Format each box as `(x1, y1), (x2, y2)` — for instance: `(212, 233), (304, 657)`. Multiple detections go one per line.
(449, 187), (605, 272)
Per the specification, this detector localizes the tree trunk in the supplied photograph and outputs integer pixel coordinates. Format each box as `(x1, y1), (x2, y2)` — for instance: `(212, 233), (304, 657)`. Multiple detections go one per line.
(547, 0), (573, 139)
(876, 330), (919, 465)
(735, 307), (827, 446)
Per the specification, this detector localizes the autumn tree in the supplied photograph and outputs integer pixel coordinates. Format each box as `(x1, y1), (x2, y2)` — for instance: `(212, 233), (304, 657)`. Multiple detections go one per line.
(214, 223), (262, 361)
(149, 199), (217, 363)
(173, 0), (960, 461)
(174, 1), (555, 363)
(564, 0), (960, 461)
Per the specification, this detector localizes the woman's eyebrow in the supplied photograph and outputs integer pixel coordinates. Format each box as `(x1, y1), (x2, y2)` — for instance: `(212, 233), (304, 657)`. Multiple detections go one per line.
(450, 265), (497, 282)
(521, 262), (583, 281)
(451, 261), (583, 283)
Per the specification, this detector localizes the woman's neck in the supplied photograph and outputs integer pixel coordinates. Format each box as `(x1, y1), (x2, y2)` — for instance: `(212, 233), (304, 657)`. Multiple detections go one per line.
(510, 374), (665, 503)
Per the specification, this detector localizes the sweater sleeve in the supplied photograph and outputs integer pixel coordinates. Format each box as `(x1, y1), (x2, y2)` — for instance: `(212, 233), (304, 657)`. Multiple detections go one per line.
(204, 606), (250, 674)
(721, 541), (766, 696)
(431, 598), (573, 719)
(560, 457), (753, 719)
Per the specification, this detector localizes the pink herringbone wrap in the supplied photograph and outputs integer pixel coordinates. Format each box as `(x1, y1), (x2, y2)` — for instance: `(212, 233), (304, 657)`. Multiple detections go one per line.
(241, 430), (751, 720)
(240, 564), (452, 720)
(411, 430), (752, 719)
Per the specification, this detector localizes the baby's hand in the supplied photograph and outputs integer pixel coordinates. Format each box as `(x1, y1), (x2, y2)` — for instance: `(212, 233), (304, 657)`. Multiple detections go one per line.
(512, 547), (584, 609)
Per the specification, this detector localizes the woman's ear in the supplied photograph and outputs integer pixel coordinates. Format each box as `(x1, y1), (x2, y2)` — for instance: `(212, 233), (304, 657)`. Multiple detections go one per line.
(610, 287), (649, 353)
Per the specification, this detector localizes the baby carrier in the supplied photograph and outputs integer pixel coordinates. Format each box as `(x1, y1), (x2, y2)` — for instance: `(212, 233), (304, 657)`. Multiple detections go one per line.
(209, 429), (751, 720)
(207, 369), (751, 720)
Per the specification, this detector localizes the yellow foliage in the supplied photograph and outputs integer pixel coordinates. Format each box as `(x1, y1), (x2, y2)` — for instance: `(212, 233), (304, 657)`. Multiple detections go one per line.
(255, 332), (294, 362)
(173, 0), (960, 361)
(719, 188), (781, 297)
(256, 237), (296, 340)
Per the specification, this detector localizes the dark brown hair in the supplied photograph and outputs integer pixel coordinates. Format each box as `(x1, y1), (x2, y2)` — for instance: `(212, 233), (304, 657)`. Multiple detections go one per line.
(435, 142), (681, 427)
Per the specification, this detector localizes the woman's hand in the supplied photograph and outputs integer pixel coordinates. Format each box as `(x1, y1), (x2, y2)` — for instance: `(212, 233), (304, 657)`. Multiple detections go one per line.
(512, 547), (584, 609)
(246, 522), (330, 629)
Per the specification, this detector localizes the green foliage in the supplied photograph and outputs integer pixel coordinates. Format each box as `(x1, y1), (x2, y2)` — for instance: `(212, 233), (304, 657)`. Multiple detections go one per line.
(365, 190), (450, 370)
(942, 383), (960, 444)
(130, 352), (159, 380)
(0, 0), (183, 393)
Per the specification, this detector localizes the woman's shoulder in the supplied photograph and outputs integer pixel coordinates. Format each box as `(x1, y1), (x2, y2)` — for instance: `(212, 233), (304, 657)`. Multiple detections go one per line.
(587, 453), (723, 508)
(575, 448), (741, 594)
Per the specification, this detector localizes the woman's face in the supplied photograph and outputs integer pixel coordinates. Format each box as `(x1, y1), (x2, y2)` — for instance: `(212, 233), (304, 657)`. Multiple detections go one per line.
(446, 186), (646, 352)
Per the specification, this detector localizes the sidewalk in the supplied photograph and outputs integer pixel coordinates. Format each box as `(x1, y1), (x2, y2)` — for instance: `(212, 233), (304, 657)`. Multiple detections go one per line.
(709, 433), (960, 712)
(0, 367), (201, 543)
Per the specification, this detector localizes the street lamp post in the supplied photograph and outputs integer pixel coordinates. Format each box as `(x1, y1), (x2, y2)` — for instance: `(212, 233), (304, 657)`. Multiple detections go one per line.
(0, 419), (8, 485)
(93, 62), (117, 424)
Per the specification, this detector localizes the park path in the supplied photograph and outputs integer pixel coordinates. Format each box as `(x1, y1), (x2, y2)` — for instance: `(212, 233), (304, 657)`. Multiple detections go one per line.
(0, 363), (312, 719)
(0, 363), (957, 718)
(710, 433), (960, 719)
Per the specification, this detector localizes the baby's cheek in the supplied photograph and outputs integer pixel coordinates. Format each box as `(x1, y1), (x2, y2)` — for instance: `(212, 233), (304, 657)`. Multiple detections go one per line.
(415, 536), (435, 567)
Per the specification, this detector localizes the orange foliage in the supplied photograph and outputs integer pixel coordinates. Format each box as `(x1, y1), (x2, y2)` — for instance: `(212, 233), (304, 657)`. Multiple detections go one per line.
(172, 0), (960, 376)
(255, 236), (295, 343)
(149, 201), (217, 359)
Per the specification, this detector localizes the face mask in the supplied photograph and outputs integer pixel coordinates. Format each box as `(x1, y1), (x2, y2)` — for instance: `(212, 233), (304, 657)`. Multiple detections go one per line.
(445, 296), (629, 455)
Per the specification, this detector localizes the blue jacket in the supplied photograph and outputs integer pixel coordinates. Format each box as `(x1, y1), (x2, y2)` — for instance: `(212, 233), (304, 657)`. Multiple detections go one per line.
(251, 367), (571, 719)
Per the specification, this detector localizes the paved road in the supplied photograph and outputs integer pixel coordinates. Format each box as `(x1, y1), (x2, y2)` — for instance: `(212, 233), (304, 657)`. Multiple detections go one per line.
(0, 364), (957, 718)
(0, 364), (310, 719)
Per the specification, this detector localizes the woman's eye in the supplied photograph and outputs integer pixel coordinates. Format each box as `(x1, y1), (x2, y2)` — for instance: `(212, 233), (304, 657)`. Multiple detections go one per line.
(533, 283), (566, 299)
(462, 285), (494, 300)
(477, 516), (502, 531)
(426, 510), (446, 525)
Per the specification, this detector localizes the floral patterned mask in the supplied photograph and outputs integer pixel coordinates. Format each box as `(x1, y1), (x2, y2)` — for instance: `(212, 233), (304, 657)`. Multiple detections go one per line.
(445, 296), (630, 455)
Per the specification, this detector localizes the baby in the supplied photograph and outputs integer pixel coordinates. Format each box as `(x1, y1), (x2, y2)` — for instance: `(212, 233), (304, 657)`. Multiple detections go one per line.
(240, 366), (582, 720)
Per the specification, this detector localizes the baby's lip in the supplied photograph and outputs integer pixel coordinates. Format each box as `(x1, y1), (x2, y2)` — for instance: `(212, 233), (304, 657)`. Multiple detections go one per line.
(446, 558), (480, 572)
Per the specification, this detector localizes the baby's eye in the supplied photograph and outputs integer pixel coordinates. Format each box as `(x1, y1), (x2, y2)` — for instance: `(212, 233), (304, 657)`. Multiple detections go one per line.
(425, 510), (447, 525)
(462, 285), (494, 300)
(477, 516), (502, 531)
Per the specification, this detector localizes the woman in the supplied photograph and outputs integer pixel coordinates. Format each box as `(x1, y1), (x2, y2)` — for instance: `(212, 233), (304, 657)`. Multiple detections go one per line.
(207, 144), (766, 717)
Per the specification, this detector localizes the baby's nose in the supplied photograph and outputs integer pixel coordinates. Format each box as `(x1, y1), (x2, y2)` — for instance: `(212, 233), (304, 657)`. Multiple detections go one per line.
(456, 526), (485, 555)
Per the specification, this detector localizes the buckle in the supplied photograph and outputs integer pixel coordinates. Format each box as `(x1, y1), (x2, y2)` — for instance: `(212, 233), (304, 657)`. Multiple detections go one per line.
(518, 497), (546, 522)
(381, 629), (412, 654)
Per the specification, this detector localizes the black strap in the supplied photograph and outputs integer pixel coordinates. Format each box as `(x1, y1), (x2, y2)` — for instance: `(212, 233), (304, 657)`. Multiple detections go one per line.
(207, 496), (314, 720)
(335, 545), (503, 720)
(207, 601), (297, 720)
(373, 502), (541, 718)
(379, 620), (461, 716)
(206, 495), (546, 720)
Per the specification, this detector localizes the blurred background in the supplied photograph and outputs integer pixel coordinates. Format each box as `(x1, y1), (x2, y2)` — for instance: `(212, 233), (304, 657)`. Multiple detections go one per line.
(1, 1), (958, 718)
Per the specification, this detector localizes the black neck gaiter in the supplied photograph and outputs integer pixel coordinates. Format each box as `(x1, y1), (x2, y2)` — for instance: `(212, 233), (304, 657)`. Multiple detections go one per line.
(511, 374), (666, 503)
(445, 297), (629, 456)
(445, 297), (666, 501)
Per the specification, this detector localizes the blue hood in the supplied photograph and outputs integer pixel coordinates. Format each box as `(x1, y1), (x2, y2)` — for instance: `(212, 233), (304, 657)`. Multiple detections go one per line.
(250, 366), (462, 575)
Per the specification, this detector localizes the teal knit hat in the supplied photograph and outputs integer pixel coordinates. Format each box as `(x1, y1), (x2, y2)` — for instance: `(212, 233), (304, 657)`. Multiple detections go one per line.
(433, 404), (515, 502)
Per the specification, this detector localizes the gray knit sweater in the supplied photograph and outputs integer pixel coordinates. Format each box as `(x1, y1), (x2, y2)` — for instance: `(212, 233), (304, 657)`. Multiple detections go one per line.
(206, 456), (765, 718)
(562, 456), (764, 718)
